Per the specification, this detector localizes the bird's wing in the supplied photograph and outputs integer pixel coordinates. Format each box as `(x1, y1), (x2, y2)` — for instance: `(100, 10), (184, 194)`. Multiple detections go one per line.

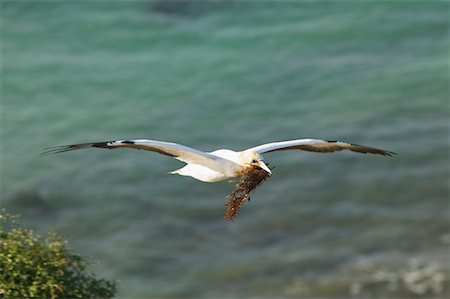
(42, 139), (219, 164)
(246, 138), (395, 156)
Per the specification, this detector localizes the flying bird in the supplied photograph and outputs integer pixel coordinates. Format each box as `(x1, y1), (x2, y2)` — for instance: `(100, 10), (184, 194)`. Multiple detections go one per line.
(42, 138), (395, 182)
(43, 138), (395, 219)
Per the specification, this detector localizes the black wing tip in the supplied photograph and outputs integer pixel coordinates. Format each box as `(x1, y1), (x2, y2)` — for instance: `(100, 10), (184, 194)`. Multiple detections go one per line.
(355, 146), (397, 157)
(326, 140), (397, 157)
(351, 144), (396, 157)
(356, 146), (397, 157)
(40, 142), (112, 156)
(40, 145), (75, 156)
(382, 150), (397, 157)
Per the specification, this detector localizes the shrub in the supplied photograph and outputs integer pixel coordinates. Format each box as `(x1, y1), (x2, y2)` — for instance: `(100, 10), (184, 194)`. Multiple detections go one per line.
(0, 210), (116, 299)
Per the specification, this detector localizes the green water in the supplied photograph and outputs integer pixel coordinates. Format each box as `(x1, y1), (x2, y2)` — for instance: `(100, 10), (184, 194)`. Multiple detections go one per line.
(2, 1), (449, 298)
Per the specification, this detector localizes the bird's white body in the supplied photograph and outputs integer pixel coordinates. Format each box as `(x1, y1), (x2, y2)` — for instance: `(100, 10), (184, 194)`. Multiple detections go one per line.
(43, 138), (394, 183)
(171, 160), (237, 182)
(171, 149), (267, 182)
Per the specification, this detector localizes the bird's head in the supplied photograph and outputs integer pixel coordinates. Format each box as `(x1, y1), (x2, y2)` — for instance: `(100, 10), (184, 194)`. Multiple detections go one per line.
(240, 151), (272, 175)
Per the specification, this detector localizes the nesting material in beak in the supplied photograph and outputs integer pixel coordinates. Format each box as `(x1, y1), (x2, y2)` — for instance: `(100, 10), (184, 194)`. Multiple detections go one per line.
(224, 165), (271, 220)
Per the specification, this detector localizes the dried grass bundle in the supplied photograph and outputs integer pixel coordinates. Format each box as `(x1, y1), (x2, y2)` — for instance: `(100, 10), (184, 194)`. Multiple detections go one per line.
(224, 166), (270, 220)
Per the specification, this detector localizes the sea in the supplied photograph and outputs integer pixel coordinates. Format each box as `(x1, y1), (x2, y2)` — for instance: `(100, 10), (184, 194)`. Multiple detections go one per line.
(1, 1), (449, 298)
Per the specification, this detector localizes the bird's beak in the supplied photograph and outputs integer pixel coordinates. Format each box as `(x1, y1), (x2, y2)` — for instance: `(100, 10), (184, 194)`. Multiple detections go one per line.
(258, 161), (272, 175)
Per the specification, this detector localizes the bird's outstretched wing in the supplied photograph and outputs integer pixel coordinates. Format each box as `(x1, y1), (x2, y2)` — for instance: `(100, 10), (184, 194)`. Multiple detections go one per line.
(41, 139), (218, 164)
(246, 138), (396, 156)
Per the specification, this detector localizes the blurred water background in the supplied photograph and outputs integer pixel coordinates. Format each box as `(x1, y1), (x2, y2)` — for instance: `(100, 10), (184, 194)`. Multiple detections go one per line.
(2, 1), (449, 298)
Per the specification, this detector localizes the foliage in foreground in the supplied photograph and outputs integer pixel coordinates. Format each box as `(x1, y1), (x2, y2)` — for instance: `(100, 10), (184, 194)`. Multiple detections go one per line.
(0, 210), (116, 299)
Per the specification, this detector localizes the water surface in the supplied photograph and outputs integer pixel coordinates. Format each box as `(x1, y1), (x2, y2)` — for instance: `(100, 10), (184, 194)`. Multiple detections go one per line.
(2, 1), (449, 298)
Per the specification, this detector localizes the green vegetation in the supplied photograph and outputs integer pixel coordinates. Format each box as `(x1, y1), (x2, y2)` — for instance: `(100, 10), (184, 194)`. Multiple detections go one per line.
(0, 210), (116, 299)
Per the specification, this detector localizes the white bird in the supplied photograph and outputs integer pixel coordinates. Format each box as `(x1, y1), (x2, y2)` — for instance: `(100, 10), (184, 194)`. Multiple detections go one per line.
(42, 138), (395, 183)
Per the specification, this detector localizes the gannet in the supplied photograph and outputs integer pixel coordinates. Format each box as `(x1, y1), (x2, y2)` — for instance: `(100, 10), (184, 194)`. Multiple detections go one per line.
(42, 138), (395, 183)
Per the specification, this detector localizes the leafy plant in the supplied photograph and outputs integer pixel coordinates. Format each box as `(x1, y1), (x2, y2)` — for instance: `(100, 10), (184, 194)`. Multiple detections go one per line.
(0, 210), (116, 299)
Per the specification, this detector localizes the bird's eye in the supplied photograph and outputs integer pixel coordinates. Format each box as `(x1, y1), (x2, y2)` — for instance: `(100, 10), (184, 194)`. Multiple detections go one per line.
(252, 159), (258, 163)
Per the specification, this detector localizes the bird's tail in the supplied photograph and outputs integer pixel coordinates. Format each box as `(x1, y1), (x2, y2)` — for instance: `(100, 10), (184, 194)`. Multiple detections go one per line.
(169, 167), (184, 175)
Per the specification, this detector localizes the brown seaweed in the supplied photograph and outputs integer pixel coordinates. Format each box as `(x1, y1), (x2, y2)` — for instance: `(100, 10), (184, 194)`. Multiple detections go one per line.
(224, 166), (270, 220)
